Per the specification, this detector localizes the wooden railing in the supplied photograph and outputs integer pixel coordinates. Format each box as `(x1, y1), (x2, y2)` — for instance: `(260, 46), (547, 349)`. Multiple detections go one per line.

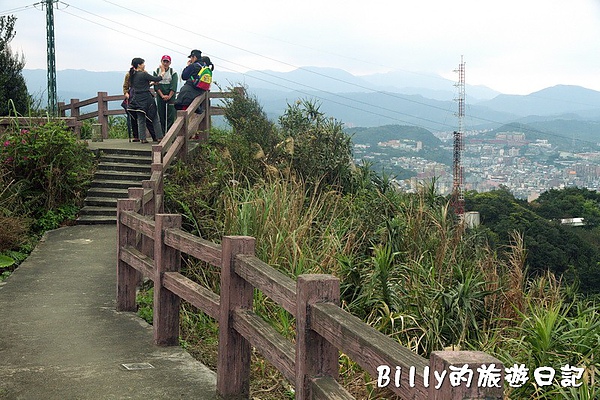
(0, 116), (82, 133)
(58, 88), (235, 139)
(115, 89), (505, 400)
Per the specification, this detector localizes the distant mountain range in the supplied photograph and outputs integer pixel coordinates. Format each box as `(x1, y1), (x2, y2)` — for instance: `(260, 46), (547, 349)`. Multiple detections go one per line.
(23, 67), (600, 132)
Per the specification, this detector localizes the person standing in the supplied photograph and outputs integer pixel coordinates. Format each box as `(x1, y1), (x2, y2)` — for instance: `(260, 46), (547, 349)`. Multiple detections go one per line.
(127, 57), (164, 143)
(154, 55), (178, 133)
(121, 70), (139, 141)
(174, 49), (210, 113)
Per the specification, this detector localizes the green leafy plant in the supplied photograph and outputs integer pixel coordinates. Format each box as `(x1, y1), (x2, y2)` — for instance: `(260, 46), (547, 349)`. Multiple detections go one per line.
(0, 120), (96, 222)
(0, 254), (14, 268)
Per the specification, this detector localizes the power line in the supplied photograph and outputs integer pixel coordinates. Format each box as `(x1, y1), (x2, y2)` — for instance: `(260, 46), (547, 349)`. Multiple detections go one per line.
(0, 5), (37, 16)
(22, 1), (600, 147)
(97, 1), (600, 137)
(55, 2), (454, 130)
(97, 1), (476, 120)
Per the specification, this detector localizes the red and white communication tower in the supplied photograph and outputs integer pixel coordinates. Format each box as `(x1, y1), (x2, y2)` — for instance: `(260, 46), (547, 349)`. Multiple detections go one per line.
(451, 56), (466, 216)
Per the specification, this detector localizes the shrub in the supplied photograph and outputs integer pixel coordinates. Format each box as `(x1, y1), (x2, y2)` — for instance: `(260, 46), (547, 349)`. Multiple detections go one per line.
(0, 120), (95, 220)
(279, 99), (354, 191)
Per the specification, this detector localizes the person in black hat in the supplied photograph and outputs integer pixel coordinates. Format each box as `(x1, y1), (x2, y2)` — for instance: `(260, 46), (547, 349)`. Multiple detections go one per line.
(174, 49), (213, 113)
(188, 49), (202, 59)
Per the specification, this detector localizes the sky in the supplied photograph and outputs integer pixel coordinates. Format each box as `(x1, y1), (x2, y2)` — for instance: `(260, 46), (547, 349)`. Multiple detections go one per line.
(3, 0), (600, 95)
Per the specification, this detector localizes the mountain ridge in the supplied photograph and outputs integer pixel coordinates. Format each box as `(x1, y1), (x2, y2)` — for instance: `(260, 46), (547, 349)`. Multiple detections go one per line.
(22, 68), (600, 130)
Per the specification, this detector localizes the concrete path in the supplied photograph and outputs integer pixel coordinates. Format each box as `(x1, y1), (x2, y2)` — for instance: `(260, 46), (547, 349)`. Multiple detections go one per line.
(0, 225), (217, 400)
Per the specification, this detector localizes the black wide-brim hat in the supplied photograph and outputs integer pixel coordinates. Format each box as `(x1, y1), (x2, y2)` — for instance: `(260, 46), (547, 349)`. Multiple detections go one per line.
(188, 49), (202, 58)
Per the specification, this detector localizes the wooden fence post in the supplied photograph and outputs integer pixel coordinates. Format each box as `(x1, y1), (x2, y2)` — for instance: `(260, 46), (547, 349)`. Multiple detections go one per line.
(128, 187), (153, 259)
(153, 214), (182, 346)
(178, 117), (188, 161)
(198, 93), (210, 141)
(97, 91), (109, 139)
(177, 109), (187, 136)
(142, 179), (158, 218)
(69, 98), (80, 121)
(151, 162), (164, 214)
(428, 351), (504, 399)
(58, 101), (65, 117)
(217, 236), (256, 399)
(151, 144), (163, 166)
(142, 179), (157, 217)
(296, 274), (341, 400)
(116, 198), (141, 311)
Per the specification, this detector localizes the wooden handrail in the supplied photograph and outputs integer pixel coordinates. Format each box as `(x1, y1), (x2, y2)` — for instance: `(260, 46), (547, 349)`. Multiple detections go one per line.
(58, 89), (233, 139)
(114, 85), (505, 399)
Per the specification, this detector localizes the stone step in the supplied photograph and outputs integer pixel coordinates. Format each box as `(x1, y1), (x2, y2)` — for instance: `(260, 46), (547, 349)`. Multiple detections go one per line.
(84, 196), (118, 208)
(79, 205), (117, 216)
(97, 162), (152, 174)
(99, 153), (152, 165)
(91, 179), (144, 190)
(94, 170), (151, 182)
(95, 148), (152, 157)
(78, 147), (155, 226)
(87, 187), (129, 199)
(76, 214), (117, 225)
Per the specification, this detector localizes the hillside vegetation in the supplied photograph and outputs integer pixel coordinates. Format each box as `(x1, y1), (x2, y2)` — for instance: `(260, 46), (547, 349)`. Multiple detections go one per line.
(0, 120), (95, 276)
(159, 90), (598, 399)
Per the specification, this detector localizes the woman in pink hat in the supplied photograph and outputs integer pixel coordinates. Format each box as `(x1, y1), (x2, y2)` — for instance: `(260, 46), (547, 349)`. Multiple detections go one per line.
(154, 55), (178, 133)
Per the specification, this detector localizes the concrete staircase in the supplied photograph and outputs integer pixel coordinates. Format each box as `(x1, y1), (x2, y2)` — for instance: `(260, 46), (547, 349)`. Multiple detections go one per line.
(77, 148), (152, 225)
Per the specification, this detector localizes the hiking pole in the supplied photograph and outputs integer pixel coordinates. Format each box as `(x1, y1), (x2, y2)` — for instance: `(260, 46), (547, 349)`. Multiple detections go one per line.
(164, 101), (167, 134)
(126, 110), (132, 142)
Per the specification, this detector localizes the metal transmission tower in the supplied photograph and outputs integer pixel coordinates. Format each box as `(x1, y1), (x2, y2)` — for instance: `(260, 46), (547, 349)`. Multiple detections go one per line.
(40, 0), (59, 115)
(451, 56), (466, 216)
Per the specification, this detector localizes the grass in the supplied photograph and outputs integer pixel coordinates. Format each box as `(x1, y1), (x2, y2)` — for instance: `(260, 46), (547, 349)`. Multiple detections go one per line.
(150, 106), (600, 399)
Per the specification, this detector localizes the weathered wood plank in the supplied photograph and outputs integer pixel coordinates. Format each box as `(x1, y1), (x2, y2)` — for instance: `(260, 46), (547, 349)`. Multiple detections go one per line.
(116, 199), (141, 312)
(153, 214), (182, 346)
(164, 228), (222, 267)
(187, 112), (203, 135)
(71, 97), (99, 108)
(162, 135), (184, 170)
(104, 94), (125, 102)
(163, 272), (220, 319)
(119, 245), (154, 279)
(217, 236), (255, 398)
(185, 94), (205, 118)
(161, 117), (184, 151)
(296, 275), (340, 399)
(232, 308), (295, 383)
(142, 188), (154, 206)
(311, 376), (354, 400)
(311, 302), (429, 400)
(235, 254), (296, 315)
(428, 351), (504, 400)
(77, 111), (99, 120)
(105, 109), (126, 116)
(119, 210), (155, 239)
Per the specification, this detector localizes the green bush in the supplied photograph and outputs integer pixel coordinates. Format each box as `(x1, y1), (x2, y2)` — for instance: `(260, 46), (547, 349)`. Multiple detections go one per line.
(0, 120), (95, 221)
(279, 99), (354, 191)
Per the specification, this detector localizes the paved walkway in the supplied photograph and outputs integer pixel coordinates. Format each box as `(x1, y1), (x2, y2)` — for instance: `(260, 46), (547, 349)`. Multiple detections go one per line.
(0, 225), (217, 400)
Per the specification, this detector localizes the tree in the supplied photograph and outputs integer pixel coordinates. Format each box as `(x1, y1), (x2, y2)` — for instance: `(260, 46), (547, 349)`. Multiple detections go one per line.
(0, 15), (29, 116)
(279, 99), (354, 190)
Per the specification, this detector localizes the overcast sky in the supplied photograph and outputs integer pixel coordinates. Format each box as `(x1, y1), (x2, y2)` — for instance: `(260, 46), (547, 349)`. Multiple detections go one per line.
(3, 0), (600, 95)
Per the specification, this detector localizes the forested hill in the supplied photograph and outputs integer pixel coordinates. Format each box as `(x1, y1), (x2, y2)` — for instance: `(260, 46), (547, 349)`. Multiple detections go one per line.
(346, 124), (441, 147)
(481, 121), (600, 150)
(467, 187), (600, 294)
(346, 124), (452, 167)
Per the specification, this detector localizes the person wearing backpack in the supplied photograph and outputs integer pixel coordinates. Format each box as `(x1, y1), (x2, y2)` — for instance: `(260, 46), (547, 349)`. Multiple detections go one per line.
(174, 49), (214, 114)
(154, 55), (178, 133)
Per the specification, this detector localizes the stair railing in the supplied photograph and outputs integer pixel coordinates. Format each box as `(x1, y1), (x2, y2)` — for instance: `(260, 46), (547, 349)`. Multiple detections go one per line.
(58, 88), (235, 140)
(115, 88), (505, 399)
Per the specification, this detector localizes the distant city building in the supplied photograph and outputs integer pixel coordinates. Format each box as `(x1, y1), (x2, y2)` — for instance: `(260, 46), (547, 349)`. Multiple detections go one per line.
(560, 218), (585, 226)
